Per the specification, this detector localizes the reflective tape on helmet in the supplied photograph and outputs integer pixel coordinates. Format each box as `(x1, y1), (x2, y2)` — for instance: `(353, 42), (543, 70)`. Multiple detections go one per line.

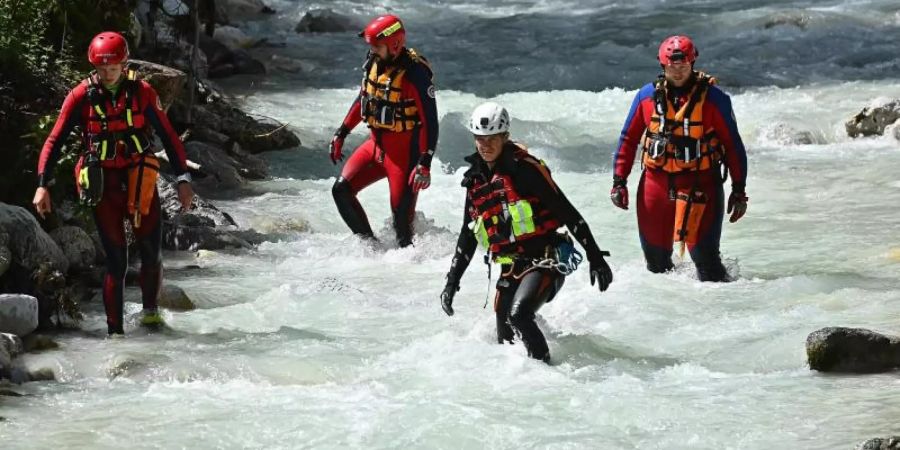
(380, 21), (402, 37)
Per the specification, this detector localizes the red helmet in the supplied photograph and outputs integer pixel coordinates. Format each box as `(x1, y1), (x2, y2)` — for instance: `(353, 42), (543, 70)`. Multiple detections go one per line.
(360, 15), (406, 55)
(658, 35), (698, 65)
(87, 32), (129, 66)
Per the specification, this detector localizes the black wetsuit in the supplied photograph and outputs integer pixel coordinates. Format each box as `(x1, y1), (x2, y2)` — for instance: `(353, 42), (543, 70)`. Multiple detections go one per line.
(444, 143), (607, 361)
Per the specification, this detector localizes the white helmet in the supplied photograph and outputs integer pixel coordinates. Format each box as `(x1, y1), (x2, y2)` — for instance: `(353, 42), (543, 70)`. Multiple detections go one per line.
(468, 102), (510, 136)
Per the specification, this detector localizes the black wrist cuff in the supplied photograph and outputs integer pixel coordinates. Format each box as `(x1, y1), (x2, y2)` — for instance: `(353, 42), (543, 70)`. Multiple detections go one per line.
(37, 173), (51, 188)
(613, 175), (627, 188)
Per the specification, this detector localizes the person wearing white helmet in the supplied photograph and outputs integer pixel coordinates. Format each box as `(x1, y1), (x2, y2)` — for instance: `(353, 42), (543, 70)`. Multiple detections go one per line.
(439, 102), (613, 363)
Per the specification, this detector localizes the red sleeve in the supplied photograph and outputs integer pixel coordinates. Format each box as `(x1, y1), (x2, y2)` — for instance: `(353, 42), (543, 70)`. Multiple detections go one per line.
(140, 82), (189, 175)
(37, 83), (87, 185)
(340, 92), (363, 131)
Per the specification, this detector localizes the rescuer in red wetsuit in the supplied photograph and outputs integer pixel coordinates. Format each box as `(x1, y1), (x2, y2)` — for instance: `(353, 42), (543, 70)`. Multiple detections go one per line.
(328, 14), (438, 247)
(33, 32), (194, 334)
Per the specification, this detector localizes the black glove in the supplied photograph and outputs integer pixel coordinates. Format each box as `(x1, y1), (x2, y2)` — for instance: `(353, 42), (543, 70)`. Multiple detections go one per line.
(727, 187), (748, 223)
(589, 250), (613, 293)
(440, 282), (458, 316)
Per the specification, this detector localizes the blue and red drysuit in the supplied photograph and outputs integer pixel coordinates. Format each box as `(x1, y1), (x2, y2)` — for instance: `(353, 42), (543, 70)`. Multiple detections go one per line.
(612, 74), (748, 281)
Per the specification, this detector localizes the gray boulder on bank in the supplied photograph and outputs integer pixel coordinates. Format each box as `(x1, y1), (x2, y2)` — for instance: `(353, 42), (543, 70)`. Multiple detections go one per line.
(0, 203), (68, 275)
(0, 232), (10, 278)
(846, 99), (900, 138)
(295, 9), (363, 33)
(218, 0), (275, 22)
(183, 140), (268, 191)
(128, 59), (186, 111)
(49, 226), (96, 272)
(192, 99), (300, 153)
(856, 437), (900, 450)
(157, 175), (267, 251)
(0, 332), (23, 378)
(0, 295), (39, 337)
(806, 327), (900, 373)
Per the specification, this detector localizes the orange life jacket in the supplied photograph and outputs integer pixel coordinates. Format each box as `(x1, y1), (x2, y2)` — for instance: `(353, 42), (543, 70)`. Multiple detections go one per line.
(360, 49), (431, 132)
(641, 72), (722, 173)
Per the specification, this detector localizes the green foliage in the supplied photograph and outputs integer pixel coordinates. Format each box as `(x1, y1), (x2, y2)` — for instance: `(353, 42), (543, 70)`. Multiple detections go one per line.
(0, 0), (57, 90)
(0, 0), (138, 206)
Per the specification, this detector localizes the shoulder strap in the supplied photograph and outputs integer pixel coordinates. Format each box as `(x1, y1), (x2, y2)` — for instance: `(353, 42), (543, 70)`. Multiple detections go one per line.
(653, 75), (667, 116)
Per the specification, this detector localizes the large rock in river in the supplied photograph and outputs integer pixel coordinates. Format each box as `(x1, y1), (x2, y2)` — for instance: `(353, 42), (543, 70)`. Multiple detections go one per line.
(806, 327), (900, 373)
(856, 437), (900, 450)
(846, 98), (900, 138)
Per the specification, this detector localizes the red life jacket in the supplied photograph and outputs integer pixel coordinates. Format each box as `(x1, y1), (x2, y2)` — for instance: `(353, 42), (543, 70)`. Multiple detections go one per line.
(83, 70), (152, 164)
(466, 145), (561, 256)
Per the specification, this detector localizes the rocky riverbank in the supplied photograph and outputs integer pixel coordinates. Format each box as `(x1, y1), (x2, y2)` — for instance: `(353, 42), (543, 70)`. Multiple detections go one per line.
(0, 0), (301, 382)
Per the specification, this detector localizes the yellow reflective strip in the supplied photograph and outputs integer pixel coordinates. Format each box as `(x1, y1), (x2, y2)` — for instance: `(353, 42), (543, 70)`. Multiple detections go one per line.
(508, 201), (536, 236)
(100, 141), (108, 160)
(522, 202), (535, 233)
(494, 255), (514, 265)
(126, 108), (133, 127)
(93, 105), (106, 118)
(380, 22), (402, 37)
(130, 135), (143, 153)
(471, 217), (490, 250)
(79, 168), (89, 188)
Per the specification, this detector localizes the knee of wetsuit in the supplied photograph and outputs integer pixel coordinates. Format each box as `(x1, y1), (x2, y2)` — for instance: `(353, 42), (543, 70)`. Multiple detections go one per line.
(332, 177), (353, 200)
(508, 305), (535, 329)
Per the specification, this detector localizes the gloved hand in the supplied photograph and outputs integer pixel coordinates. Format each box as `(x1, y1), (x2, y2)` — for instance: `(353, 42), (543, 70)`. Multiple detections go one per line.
(589, 250), (613, 293)
(329, 125), (350, 165)
(727, 188), (748, 223)
(408, 165), (431, 193)
(440, 282), (458, 316)
(610, 175), (629, 210)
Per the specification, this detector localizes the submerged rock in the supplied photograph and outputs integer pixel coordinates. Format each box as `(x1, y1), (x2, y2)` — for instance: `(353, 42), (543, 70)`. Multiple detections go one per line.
(762, 123), (816, 145)
(22, 334), (59, 352)
(158, 284), (196, 311)
(856, 437), (900, 450)
(807, 327), (900, 373)
(846, 99), (900, 138)
(762, 10), (811, 30)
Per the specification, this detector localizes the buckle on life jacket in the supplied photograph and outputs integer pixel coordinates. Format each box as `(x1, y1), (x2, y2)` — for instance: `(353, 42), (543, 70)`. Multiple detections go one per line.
(671, 136), (701, 163)
(646, 134), (668, 159)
